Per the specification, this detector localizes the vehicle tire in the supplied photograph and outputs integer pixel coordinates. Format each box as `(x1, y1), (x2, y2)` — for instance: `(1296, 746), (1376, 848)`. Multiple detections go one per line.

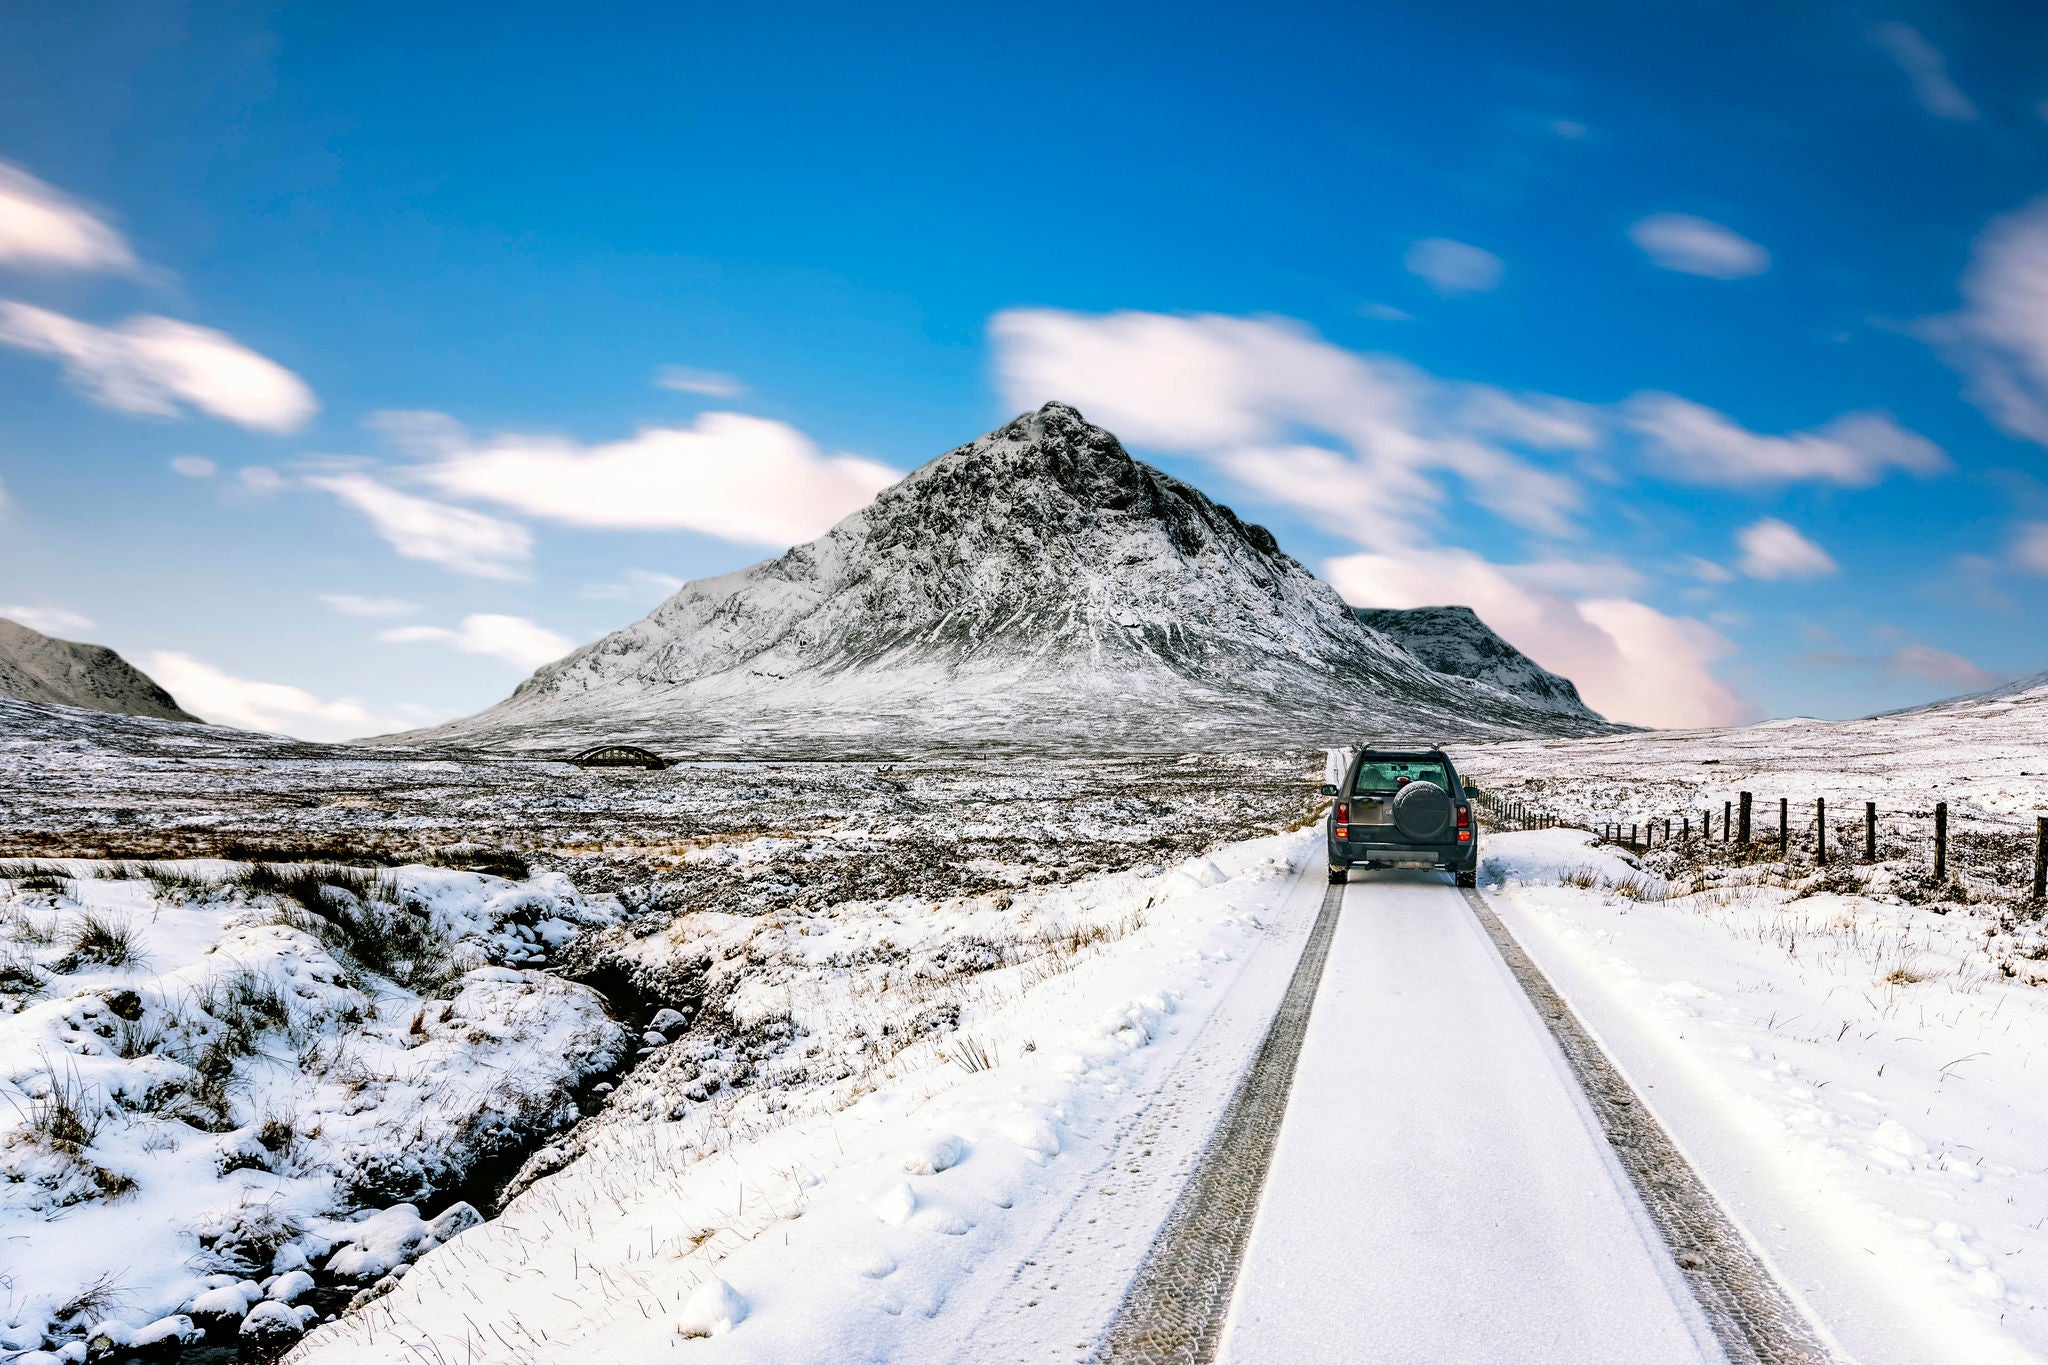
(1455, 869), (1476, 888)
(1392, 781), (1454, 842)
(1328, 865), (1347, 884)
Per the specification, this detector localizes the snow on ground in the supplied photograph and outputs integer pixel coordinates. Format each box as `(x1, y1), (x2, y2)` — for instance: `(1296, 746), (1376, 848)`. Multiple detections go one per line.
(0, 859), (626, 1357)
(292, 830), (1320, 1364)
(1484, 827), (2048, 1365)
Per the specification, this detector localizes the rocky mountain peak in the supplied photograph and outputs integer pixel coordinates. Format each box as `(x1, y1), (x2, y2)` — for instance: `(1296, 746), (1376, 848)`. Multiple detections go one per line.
(402, 405), (1612, 754)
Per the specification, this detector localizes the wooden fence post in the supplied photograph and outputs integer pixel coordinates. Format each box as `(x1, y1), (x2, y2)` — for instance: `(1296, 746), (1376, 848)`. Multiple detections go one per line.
(1778, 797), (1788, 857)
(1865, 801), (1876, 863)
(1682, 816), (1690, 841)
(1664, 817), (1672, 845)
(2035, 816), (2046, 901)
(1630, 823), (1638, 846)
(1934, 802), (1947, 882)
(1817, 796), (1828, 866)
(1723, 800), (1732, 841)
(1738, 791), (1751, 846)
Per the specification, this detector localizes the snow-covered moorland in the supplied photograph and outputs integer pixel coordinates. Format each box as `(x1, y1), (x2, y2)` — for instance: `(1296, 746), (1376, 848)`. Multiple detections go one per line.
(1465, 675), (2048, 901)
(0, 700), (1324, 1361)
(292, 830), (1323, 1363)
(0, 859), (626, 1359)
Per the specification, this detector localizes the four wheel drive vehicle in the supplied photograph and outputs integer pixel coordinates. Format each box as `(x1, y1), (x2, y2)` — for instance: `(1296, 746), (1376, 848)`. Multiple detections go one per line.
(1319, 747), (1479, 887)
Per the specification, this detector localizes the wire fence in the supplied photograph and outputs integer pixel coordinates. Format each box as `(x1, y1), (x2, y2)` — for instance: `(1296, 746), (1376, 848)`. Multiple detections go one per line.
(1469, 787), (1561, 833)
(1593, 793), (2048, 902)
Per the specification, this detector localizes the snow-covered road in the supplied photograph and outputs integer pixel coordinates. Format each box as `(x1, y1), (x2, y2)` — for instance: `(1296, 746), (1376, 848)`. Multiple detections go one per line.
(1216, 872), (1722, 1364)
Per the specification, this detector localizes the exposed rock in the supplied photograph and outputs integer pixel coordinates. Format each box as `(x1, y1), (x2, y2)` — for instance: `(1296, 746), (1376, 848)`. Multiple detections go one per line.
(264, 1271), (315, 1304)
(187, 1280), (264, 1335)
(237, 1301), (309, 1362)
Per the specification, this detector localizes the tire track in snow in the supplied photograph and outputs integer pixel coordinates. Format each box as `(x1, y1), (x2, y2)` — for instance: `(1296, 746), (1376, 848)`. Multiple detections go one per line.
(1094, 878), (1346, 1364)
(1459, 885), (1840, 1365)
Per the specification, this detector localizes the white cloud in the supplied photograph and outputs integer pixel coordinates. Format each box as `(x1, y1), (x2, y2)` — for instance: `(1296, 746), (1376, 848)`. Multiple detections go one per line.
(1, 604), (94, 635)
(319, 593), (423, 619)
(1805, 631), (2002, 693)
(0, 161), (138, 275)
(1681, 555), (1735, 584)
(2014, 521), (2048, 573)
(171, 455), (217, 478)
(365, 410), (468, 458)
(1356, 302), (1414, 322)
(381, 613), (573, 669)
(1404, 238), (1504, 294)
(1328, 549), (1749, 728)
(403, 411), (901, 548)
(144, 651), (382, 741)
(582, 568), (686, 602)
(990, 309), (1586, 545)
(240, 466), (287, 493)
(654, 365), (745, 397)
(1623, 393), (1946, 487)
(308, 472), (533, 579)
(1550, 119), (1588, 139)
(1735, 517), (1837, 580)
(1883, 642), (2000, 691)
(0, 303), (316, 433)
(1938, 195), (2048, 448)
(1874, 22), (1978, 121)
(1629, 214), (1770, 279)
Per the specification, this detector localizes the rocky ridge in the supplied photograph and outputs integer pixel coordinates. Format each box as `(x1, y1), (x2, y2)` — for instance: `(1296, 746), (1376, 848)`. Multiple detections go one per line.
(0, 617), (198, 722)
(1352, 605), (1593, 720)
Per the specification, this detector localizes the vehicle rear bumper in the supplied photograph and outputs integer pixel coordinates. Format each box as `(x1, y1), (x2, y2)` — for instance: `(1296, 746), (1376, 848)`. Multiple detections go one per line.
(1329, 839), (1476, 871)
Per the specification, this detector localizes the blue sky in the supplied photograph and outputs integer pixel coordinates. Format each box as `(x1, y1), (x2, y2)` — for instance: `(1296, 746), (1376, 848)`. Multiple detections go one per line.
(2, 0), (2046, 736)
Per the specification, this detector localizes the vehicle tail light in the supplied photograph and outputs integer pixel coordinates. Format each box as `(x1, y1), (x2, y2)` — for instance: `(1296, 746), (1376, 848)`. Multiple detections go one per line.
(1457, 804), (1471, 842)
(1335, 801), (1349, 838)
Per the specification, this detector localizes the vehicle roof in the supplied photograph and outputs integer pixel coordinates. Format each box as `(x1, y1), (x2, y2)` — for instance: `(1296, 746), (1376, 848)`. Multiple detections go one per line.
(1355, 747), (1451, 759)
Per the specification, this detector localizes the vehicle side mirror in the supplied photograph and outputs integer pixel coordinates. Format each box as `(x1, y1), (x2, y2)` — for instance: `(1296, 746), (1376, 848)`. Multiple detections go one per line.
(1318, 783), (1338, 797)
(1464, 784), (1482, 797)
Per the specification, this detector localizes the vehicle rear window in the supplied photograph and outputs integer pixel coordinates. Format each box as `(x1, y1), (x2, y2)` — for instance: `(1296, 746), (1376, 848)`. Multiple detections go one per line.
(1352, 759), (1451, 793)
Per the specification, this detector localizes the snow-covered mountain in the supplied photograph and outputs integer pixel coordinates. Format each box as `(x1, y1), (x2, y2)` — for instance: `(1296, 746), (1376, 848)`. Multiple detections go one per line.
(402, 403), (1612, 753)
(0, 616), (197, 722)
(1352, 605), (1593, 719)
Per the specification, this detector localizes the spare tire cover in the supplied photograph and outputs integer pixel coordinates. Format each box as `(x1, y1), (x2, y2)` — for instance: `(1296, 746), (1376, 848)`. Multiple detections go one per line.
(1391, 781), (1453, 841)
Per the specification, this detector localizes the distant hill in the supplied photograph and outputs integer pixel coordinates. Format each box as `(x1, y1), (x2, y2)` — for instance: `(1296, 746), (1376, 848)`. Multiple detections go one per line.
(0, 617), (199, 722)
(1351, 605), (1595, 721)
(392, 403), (1614, 754)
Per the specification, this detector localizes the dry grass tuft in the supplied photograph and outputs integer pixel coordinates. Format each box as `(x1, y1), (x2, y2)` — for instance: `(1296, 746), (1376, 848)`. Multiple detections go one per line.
(944, 1036), (996, 1073)
(8, 1064), (105, 1154)
(63, 911), (146, 969)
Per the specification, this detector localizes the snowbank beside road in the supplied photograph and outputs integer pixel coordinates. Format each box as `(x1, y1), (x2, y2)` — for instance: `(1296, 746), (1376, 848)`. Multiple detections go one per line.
(294, 830), (1320, 1364)
(1484, 829), (2048, 1365)
(0, 860), (625, 1357)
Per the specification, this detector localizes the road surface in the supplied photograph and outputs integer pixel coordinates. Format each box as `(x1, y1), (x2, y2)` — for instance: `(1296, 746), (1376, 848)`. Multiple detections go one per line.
(1212, 870), (1723, 1362)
